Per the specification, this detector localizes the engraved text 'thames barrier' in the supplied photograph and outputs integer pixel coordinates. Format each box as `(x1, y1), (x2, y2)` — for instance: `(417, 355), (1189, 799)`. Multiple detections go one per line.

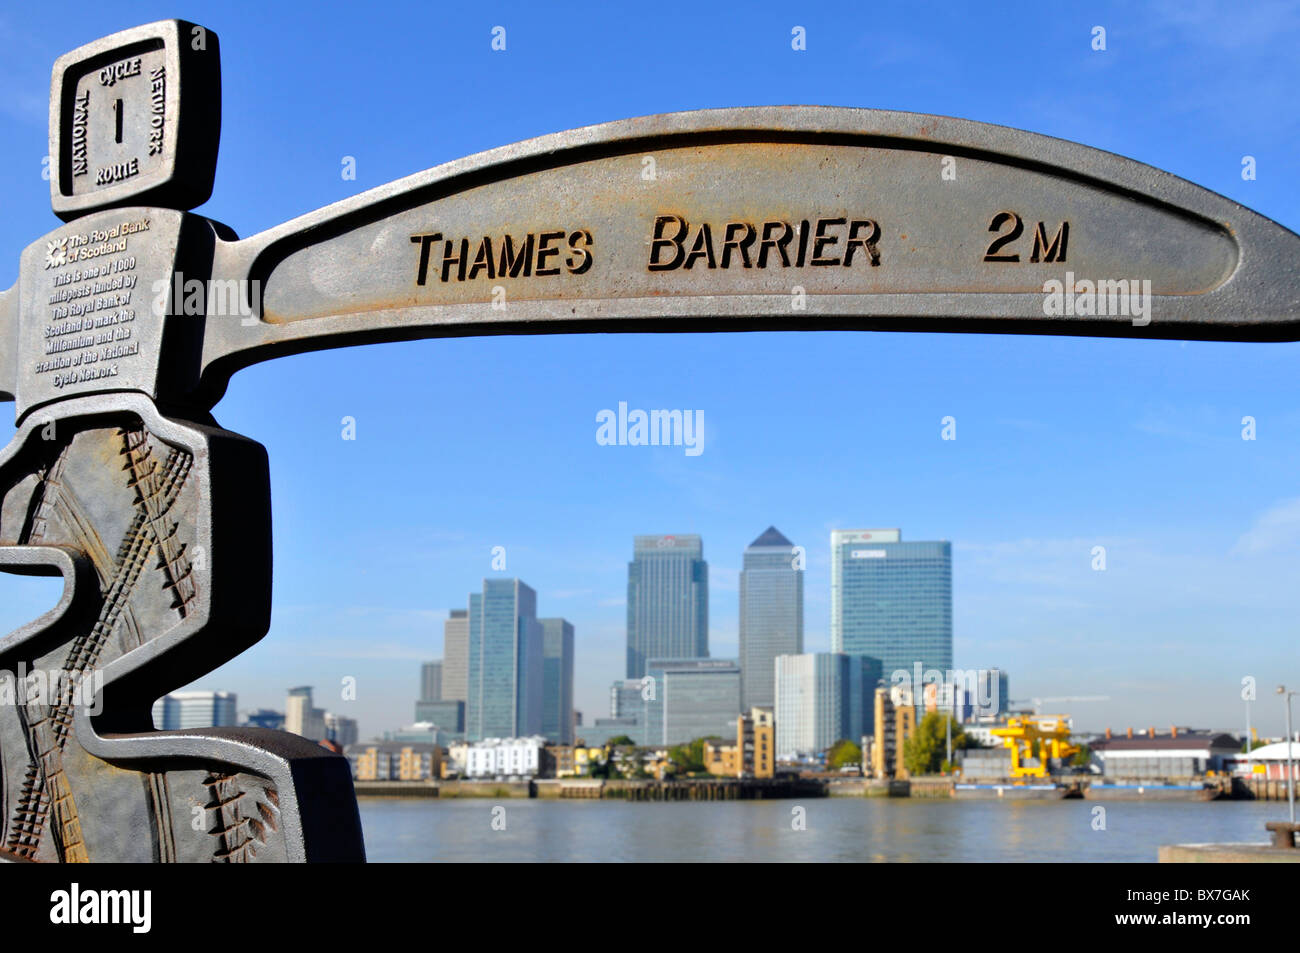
(0, 19), (1296, 862)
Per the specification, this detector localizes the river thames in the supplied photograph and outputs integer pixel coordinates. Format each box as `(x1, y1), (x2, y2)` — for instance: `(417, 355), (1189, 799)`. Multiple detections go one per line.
(357, 797), (1282, 862)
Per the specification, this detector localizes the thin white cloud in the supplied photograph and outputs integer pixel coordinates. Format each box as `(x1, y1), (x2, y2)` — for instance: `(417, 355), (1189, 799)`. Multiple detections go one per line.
(1232, 497), (1300, 555)
(1149, 0), (1300, 50)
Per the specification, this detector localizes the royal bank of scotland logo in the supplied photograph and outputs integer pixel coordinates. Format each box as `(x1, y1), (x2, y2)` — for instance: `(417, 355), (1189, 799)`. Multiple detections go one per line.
(45, 236), (68, 269)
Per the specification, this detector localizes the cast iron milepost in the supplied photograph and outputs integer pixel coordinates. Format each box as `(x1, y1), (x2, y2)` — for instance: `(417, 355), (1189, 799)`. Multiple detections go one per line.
(0, 19), (1296, 862)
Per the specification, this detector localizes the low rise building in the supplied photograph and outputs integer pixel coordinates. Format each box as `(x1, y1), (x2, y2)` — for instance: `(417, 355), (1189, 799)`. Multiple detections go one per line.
(958, 747), (1014, 779)
(704, 709), (776, 778)
(743, 707), (775, 778)
(1225, 740), (1300, 779)
(962, 724), (1001, 750)
(573, 746), (607, 776)
(444, 740), (471, 778)
(704, 738), (740, 776)
(873, 685), (916, 778)
(346, 742), (442, 781)
(1090, 727), (1239, 777)
(642, 748), (673, 780)
(465, 736), (548, 779)
(543, 744), (576, 778)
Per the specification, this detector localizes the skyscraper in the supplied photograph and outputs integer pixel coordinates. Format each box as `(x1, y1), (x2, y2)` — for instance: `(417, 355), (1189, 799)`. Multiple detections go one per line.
(739, 526), (803, 711)
(243, 708), (285, 731)
(643, 658), (740, 746)
(594, 679), (647, 745)
(442, 609), (469, 703)
(539, 617), (575, 745)
(285, 686), (326, 741)
(830, 529), (952, 680)
(626, 534), (709, 678)
(324, 712), (359, 748)
(420, 660), (443, 703)
(774, 653), (882, 759)
(152, 691), (237, 730)
(467, 578), (543, 741)
(610, 679), (644, 718)
(416, 658), (455, 726)
(414, 700), (464, 733)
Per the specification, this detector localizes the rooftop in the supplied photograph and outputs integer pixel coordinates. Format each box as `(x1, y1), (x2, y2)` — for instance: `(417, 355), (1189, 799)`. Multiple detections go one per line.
(1230, 741), (1299, 761)
(345, 741), (440, 754)
(748, 525), (794, 548)
(1092, 731), (1238, 752)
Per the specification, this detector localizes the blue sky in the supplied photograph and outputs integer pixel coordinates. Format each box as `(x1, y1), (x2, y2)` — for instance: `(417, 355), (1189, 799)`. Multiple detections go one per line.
(2, 1), (1299, 739)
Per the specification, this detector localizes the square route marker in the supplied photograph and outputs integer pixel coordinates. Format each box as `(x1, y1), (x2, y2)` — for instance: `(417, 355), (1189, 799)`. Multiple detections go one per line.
(48, 19), (220, 222)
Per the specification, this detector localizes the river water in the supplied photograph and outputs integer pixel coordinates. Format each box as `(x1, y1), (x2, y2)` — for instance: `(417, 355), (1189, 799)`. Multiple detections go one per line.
(357, 797), (1283, 862)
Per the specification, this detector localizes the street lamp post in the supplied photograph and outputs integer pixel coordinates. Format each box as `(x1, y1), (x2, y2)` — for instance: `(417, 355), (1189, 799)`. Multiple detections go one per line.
(1277, 686), (1296, 826)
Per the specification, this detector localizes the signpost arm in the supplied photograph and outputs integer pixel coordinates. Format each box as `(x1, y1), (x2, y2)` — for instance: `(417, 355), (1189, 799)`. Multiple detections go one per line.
(187, 108), (1300, 409)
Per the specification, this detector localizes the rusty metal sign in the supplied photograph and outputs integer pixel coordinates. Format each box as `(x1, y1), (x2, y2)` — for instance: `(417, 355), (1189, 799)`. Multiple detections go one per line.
(0, 19), (1296, 862)
(0, 20), (360, 865)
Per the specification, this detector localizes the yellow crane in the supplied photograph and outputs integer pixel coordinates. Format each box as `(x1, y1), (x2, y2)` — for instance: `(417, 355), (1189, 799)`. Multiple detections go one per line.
(991, 715), (1080, 778)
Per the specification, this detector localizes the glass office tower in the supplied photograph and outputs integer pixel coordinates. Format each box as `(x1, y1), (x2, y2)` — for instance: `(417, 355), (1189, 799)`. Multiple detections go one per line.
(738, 526), (803, 711)
(774, 653), (881, 759)
(414, 699), (465, 733)
(643, 658), (740, 745)
(540, 617), (575, 745)
(831, 529), (952, 679)
(152, 691), (237, 731)
(467, 578), (543, 741)
(420, 660), (442, 703)
(626, 535), (709, 678)
(610, 679), (644, 719)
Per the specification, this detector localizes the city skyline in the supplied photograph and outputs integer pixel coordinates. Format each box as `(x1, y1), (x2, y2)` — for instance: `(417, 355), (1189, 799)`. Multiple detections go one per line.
(1, 3), (1297, 745)
(78, 510), (1300, 743)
